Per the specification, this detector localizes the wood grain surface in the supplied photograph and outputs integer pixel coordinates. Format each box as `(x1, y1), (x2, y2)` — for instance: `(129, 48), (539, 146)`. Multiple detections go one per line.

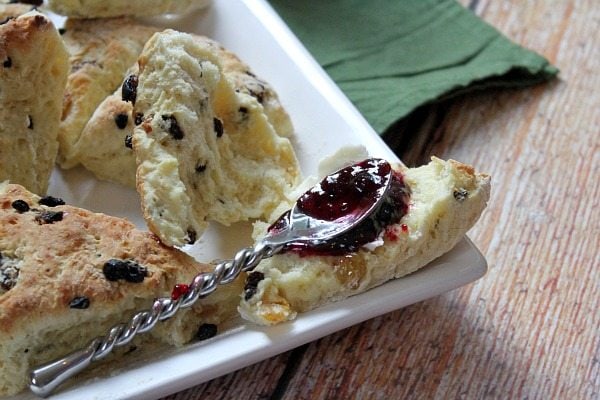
(163, 1), (599, 398)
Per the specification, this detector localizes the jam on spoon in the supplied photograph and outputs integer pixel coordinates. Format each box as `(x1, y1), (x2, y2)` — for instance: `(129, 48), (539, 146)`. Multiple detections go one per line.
(268, 158), (410, 256)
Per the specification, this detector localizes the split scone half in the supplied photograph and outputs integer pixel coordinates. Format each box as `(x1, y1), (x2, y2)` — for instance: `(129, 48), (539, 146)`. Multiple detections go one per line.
(133, 30), (301, 246)
(0, 11), (69, 195)
(58, 17), (158, 167)
(48, 0), (210, 19)
(70, 34), (294, 188)
(239, 157), (490, 325)
(0, 182), (243, 396)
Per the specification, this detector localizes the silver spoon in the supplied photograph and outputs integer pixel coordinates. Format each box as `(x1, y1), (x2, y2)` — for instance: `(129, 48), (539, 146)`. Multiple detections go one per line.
(29, 159), (394, 397)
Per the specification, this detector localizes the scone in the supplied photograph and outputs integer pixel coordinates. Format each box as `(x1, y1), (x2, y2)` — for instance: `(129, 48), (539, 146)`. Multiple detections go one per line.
(71, 34), (294, 188)
(0, 11), (69, 195)
(0, 2), (37, 20)
(0, 182), (243, 396)
(216, 39), (294, 139)
(48, 0), (210, 19)
(70, 73), (138, 187)
(58, 17), (158, 167)
(238, 157), (490, 325)
(133, 30), (300, 246)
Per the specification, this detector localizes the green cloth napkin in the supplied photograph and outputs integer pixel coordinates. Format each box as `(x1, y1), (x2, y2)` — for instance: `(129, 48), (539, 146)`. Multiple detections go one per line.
(269, 0), (558, 134)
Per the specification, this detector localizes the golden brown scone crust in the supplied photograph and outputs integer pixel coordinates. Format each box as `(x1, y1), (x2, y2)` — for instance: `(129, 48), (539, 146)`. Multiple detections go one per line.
(0, 11), (69, 194)
(0, 182), (242, 395)
(58, 17), (158, 167)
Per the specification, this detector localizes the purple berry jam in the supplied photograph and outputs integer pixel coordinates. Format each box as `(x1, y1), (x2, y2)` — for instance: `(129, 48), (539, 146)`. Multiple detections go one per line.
(268, 158), (410, 256)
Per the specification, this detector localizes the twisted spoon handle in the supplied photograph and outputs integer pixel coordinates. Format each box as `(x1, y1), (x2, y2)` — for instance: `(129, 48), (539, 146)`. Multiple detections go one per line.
(29, 241), (281, 398)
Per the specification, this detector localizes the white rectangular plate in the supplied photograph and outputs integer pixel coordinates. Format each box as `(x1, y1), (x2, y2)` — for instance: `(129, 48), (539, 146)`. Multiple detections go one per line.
(10, 1), (486, 398)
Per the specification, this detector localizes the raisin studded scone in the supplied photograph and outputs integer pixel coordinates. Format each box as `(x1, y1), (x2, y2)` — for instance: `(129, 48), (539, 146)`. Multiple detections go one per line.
(239, 157), (490, 325)
(133, 30), (300, 246)
(48, 0), (210, 19)
(70, 35), (294, 188)
(70, 71), (138, 187)
(0, 182), (243, 396)
(0, 11), (69, 195)
(216, 39), (294, 139)
(58, 17), (158, 168)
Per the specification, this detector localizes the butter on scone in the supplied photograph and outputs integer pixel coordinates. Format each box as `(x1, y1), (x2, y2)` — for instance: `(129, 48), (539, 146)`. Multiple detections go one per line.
(0, 182), (243, 396)
(71, 34), (294, 188)
(58, 17), (158, 168)
(48, 0), (210, 19)
(238, 157), (490, 325)
(0, 11), (69, 195)
(133, 30), (301, 246)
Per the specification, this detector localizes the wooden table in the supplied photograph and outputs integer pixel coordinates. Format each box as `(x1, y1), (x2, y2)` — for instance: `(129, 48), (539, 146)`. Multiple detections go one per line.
(163, 1), (599, 398)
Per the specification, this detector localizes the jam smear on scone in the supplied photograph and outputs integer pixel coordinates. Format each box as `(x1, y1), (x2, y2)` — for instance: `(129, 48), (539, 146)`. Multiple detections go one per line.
(268, 158), (411, 256)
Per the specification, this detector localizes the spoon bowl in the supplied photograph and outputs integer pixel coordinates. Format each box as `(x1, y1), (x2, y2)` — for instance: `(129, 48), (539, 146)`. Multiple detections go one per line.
(263, 168), (393, 249)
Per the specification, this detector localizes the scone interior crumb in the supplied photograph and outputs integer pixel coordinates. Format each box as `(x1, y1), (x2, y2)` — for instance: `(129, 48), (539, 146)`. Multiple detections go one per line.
(133, 30), (300, 246)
